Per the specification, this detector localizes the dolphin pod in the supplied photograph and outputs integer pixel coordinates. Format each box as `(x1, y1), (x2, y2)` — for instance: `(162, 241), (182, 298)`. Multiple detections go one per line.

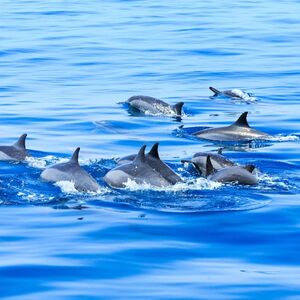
(193, 112), (271, 142)
(1, 87), (281, 192)
(126, 95), (184, 116)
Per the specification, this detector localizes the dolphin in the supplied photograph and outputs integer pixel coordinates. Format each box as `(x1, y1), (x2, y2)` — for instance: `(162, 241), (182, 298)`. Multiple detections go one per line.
(104, 145), (182, 188)
(0, 134), (28, 161)
(193, 112), (271, 142)
(206, 155), (258, 185)
(116, 143), (183, 185)
(181, 149), (235, 176)
(209, 87), (255, 101)
(127, 95), (184, 116)
(41, 147), (100, 192)
(116, 153), (137, 165)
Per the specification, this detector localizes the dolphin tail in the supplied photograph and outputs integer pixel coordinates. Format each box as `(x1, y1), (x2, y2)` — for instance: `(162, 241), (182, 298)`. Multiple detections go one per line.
(172, 102), (184, 116)
(209, 87), (222, 96)
(244, 165), (256, 173)
(233, 112), (250, 127)
(134, 145), (146, 164)
(71, 147), (80, 163)
(206, 155), (216, 177)
(148, 143), (160, 159)
(14, 133), (27, 149)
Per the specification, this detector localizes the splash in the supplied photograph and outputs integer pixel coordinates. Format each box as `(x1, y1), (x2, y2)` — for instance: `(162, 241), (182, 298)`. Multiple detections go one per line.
(256, 172), (290, 190)
(230, 89), (257, 101)
(25, 155), (58, 169)
(55, 181), (78, 194)
(55, 180), (111, 195)
(123, 177), (222, 192)
(270, 134), (299, 142)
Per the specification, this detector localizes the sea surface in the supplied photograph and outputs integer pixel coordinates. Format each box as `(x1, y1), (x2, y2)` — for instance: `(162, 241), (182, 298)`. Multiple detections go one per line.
(0, 0), (300, 299)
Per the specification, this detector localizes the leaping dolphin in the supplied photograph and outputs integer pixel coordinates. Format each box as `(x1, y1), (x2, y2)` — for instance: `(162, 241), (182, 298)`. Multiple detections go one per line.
(206, 155), (258, 185)
(193, 112), (271, 142)
(41, 147), (100, 192)
(126, 95), (184, 116)
(105, 144), (182, 188)
(209, 87), (255, 101)
(0, 134), (28, 161)
(181, 149), (235, 176)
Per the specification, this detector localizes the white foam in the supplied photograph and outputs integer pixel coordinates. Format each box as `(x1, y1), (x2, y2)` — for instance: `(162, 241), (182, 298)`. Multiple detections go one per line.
(143, 105), (187, 118)
(270, 134), (299, 142)
(17, 191), (54, 202)
(25, 154), (99, 169)
(144, 110), (184, 118)
(231, 89), (257, 101)
(123, 177), (222, 192)
(55, 181), (78, 193)
(257, 172), (289, 189)
(25, 155), (60, 169)
(55, 180), (111, 195)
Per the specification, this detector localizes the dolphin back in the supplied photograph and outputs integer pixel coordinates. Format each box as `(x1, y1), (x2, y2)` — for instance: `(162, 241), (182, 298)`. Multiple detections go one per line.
(41, 148), (100, 192)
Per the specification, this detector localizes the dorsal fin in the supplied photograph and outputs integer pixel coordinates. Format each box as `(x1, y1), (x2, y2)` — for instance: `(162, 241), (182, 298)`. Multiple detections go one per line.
(244, 165), (255, 173)
(172, 102), (184, 115)
(206, 155), (216, 177)
(71, 147), (80, 163)
(13, 134), (27, 149)
(209, 87), (222, 96)
(217, 148), (223, 155)
(134, 145), (146, 164)
(148, 143), (160, 159)
(233, 112), (250, 127)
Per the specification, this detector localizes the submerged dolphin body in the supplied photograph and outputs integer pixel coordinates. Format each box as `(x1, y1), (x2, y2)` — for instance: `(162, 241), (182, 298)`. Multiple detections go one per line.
(105, 144), (182, 188)
(209, 87), (255, 101)
(193, 112), (271, 142)
(0, 134), (28, 161)
(116, 154), (137, 165)
(181, 149), (235, 176)
(41, 147), (100, 192)
(127, 95), (184, 116)
(206, 155), (258, 185)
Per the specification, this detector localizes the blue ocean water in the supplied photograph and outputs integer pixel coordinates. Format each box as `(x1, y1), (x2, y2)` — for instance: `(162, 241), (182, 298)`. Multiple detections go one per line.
(0, 0), (300, 299)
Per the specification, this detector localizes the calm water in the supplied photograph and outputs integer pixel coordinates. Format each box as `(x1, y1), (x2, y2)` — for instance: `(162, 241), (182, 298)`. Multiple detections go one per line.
(1, 0), (300, 299)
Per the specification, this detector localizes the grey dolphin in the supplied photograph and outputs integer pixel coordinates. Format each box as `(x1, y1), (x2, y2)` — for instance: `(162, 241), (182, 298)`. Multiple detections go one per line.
(181, 149), (235, 176)
(127, 95), (184, 116)
(104, 145), (180, 188)
(193, 112), (271, 142)
(41, 147), (100, 192)
(209, 87), (255, 100)
(0, 134), (28, 161)
(116, 154), (137, 165)
(116, 143), (183, 185)
(206, 155), (258, 185)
